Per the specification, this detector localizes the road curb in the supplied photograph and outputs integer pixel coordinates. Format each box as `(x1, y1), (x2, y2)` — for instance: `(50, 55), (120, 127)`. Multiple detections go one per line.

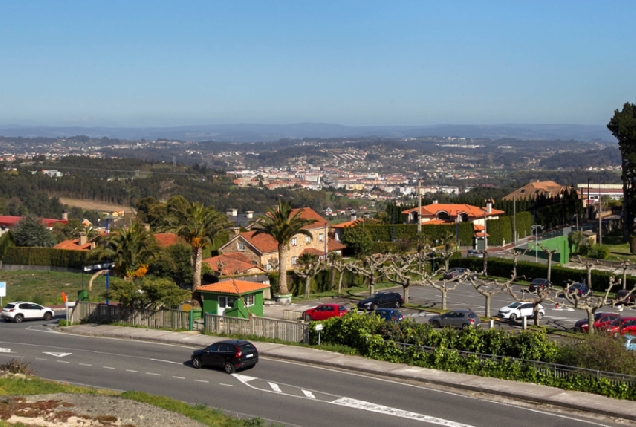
(57, 326), (636, 422)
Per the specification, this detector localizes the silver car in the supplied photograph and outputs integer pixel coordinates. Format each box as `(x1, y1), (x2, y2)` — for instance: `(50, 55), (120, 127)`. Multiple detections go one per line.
(429, 309), (480, 329)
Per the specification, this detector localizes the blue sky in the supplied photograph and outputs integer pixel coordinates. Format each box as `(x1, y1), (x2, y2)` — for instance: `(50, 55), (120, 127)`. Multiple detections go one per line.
(1, 1), (634, 127)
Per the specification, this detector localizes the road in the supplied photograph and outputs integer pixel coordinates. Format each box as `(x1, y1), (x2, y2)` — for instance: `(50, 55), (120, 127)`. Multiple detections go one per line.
(0, 318), (626, 427)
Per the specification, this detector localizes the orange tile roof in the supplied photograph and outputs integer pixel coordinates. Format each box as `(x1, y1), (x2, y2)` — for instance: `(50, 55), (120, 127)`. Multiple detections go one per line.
(202, 254), (264, 275)
(290, 207), (329, 229)
(222, 252), (253, 263)
(332, 219), (366, 228)
(473, 224), (485, 231)
(240, 230), (279, 254)
(198, 279), (270, 295)
(154, 233), (185, 247)
(422, 219), (450, 225)
(54, 238), (93, 251)
(328, 238), (346, 251)
(402, 203), (505, 218)
(301, 248), (325, 257)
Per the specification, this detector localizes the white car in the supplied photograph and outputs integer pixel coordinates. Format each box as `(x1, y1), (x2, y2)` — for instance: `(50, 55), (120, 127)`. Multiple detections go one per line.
(497, 302), (544, 321)
(1, 302), (55, 323)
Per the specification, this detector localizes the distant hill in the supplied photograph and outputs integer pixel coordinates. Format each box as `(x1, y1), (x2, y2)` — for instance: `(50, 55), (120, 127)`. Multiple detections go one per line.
(0, 123), (614, 143)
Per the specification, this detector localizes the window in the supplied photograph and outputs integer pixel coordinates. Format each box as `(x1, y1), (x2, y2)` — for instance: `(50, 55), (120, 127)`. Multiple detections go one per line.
(305, 235), (311, 243)
(244, 294), (255, 306)
(237, 241), (245, 251)
(319, 233), (324, 242)
(291, 256), (298, 265)
(292, 237), (297, 246)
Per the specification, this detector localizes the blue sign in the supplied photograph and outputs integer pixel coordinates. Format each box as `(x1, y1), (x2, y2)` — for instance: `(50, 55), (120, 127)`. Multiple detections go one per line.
(0, 282), (5, 298)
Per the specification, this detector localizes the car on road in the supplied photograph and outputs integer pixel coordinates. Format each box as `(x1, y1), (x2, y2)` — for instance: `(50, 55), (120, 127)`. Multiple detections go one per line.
(1, 302), (55, 323)
(428, 309), (480, 329)
(574, 312), (620, 332)
(567, 282), (590, 296)
(528, 278), (551, 293)
(191, 340), (258, 374)
(357, 292), (403, 311)
(372, 308), (404, 323)
(605, 317), (636, 335)
(466, 249), (483, 258)
(497, 302), (544, 321)
(442, 268), (477, 281)
(615, 289), (636, 306)
(303, 303), (348, 321)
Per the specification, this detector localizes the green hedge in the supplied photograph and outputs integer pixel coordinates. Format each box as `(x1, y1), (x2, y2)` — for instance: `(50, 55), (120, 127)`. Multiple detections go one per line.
(0, 232), (14, 260)
(3, 247), (89, 269)
(486, 212), (533, 246)
(449, 257), (636, 291)
(268, 268), (367, 296)
(362, 223), (474, 246)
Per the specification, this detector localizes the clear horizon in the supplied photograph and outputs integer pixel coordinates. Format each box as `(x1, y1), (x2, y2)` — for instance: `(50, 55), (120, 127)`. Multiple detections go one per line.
(1, 1), (634, 127)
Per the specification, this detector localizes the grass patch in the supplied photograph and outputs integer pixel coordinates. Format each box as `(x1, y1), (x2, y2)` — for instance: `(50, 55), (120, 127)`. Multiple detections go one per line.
(291, 281), (399, 303)
(0, 374), (117, 397)
(0, 270), (108, 306)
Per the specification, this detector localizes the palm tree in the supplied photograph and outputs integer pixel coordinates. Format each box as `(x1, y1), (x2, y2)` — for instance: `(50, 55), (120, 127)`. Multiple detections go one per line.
(251, 200), (316, 297)
(88, 221), (157, 280)
(164, 201), (231, 291)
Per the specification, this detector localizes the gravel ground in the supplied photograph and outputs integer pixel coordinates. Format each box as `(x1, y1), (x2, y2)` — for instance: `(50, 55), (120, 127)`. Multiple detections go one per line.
(2, 393), (207, 427)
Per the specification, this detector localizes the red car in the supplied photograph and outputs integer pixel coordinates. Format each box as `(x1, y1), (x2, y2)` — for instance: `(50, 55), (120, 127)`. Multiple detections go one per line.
(303, 304), (348, 321)
(605, 317), (636, 335)
(575, 313), (620, 333)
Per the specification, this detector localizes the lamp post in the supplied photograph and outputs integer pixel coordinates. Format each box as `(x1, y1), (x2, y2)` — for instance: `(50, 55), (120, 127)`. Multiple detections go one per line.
(99, 215), (115, 306)
(531, 225), (542, 263)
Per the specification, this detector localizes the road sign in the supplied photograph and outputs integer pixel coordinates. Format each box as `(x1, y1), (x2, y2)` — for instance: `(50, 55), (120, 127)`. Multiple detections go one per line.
(0, 282), (5, 297)
(314, 323), (323, 331)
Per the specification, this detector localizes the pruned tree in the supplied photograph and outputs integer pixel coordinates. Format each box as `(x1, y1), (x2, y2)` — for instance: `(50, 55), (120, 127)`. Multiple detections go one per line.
(468, 276), (508, 318)
(346, 253), (392, 295)
(616, 259), (631, 290)
(503, 251), (553, 326)
(538, 243), (558, 283)
(381, 253), (418, 303)
(326, 252), (347, 294)
(560, 277), (616, 334)
(294, 253), (326, 298)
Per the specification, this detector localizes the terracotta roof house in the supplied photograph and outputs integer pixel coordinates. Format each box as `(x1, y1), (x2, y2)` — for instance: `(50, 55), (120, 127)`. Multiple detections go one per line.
(153, 233), (186, 247)
(0, 216), (68, 236)
(197, 279), (270, 318)
(218, 207), (344, 271)
(202, 253), (266, 276)
(54, 234), (95, 251)
(502, 180), (572, 201)
(402, 202), (504, 227)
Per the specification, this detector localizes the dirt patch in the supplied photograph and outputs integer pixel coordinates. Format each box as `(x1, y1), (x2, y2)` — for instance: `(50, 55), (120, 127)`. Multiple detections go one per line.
(0, 394), (206, 427)
(58, 198), (135, 215)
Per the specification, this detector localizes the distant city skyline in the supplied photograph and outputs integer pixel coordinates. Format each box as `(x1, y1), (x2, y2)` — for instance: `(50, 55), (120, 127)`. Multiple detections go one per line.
(1, 1), (634, 127)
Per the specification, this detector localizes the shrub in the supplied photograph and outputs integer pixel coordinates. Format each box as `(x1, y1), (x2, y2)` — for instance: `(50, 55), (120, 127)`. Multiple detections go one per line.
(556, 334), (636, 375)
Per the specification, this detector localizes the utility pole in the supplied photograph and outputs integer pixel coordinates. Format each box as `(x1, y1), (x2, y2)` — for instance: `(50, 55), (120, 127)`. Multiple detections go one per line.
(598, 181), (602, 246)
(513, 191), (517, 245)
(417, 180), (422, 233)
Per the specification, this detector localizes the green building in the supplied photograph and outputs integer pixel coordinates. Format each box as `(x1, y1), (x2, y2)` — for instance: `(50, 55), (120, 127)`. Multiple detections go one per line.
(197, 279), (270, 319)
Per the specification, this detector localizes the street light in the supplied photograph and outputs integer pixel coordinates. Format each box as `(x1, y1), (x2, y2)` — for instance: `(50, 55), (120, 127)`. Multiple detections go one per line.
(98, 215), (116, 306)
(531, 225), (542, 263)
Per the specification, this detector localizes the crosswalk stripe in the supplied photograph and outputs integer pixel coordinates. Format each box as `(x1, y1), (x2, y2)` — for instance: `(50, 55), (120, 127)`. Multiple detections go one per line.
(269, 382), (282, 393)
(302, 389), (316, 399)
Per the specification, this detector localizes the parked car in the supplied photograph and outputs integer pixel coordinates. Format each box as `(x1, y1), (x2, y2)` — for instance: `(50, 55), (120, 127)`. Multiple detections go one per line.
(428, 309), (481, 329)
(497, 302), (544, 321)
(528, 278), (551, 293)
(1, 302), (55, 323)
(303, 303), (348, 321)
(372, 308), (404, 323)
(357, 292), (403, 311)
(624, 334), (636, 351)
(615, 289), (636, 306)
(442, 268), (478, 281)
(466, 249), (483, 258)
(574, 312), (620, 332)
(605, 317), (636, 335)
(191, 340), (258, 374)
(567, 282), (590, 296)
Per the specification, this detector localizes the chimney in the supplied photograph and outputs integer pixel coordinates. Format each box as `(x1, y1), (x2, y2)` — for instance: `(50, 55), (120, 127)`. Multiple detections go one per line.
(246, 210), (254, 219)
(231, 227), (241, 235)
(79, 233), (87, 246)
(486, 201), (492, 214)
(61, 212), (68, 221)
(351, 213), (357, 221)
(144, 223), (150, 231)
(231, 208), (238, 217)
(432, 199), (438, 204)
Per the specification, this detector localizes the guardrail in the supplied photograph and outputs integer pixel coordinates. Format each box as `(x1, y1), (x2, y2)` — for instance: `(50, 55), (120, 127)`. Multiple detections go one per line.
(71, 301), (192, 329)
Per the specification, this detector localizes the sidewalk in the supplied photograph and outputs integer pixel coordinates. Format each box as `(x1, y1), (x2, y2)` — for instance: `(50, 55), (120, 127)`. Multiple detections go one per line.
(60, 324), (636, 421)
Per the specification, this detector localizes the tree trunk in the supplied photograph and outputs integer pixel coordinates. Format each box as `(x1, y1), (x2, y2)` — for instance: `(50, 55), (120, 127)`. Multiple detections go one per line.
(484, 295), (491, 318)
(337, 270), (344, 295)
(441, 289), (448, 310)
(330, 267), (336, 290)
(278, 244), (290, 295)
(404, 278), (410, 304)
(369, 276), (375, 296)
(483, 251), (488, 276)
(192, 246), (202, 291)
(547, 252), (553, 283)
(587, 309), (596, 334)
(587, 265), (592, 291)
(304, 275), (312, 298)
(533, 304), (540, 326)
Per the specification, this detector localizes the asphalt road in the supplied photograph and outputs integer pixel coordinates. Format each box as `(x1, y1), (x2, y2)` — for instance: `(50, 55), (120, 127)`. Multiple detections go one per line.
(0, 318), (627, 427)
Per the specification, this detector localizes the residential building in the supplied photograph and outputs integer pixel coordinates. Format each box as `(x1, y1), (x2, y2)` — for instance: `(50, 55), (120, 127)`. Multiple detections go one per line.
(502, 180), (572, 201)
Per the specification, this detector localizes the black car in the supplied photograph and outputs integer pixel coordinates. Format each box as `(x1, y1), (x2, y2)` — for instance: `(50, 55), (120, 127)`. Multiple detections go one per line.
(529, 278), (551, 293)
(466, 249), (483, 258)
(568, 282), (590, 296)
(443, 268), (477, 281)
(191, 340), (258, 374)
(357, 292), (404, 311)
(615, 289), (636, 305)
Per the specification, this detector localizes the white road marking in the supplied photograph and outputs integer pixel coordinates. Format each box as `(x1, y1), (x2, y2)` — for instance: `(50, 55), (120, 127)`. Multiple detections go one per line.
(269, 382), (282, 393)
(333, 397), (474, 426)
(146, 372), (160, 376)
(126, 369), (137, 373)
(149, 358), (181, 364)
(103, 366), (115, 370)
(302, 390), (315, 399)
(0, 348), (11, 353)
(172, 376), (185, 380)
(219, 383), (233, 387)
(57, 360), (70, 364)
(195, 379), (208, 383)
(79, 363), (92, 367)
(35, 358), (47, 361)
(43, 352), (71, 357)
